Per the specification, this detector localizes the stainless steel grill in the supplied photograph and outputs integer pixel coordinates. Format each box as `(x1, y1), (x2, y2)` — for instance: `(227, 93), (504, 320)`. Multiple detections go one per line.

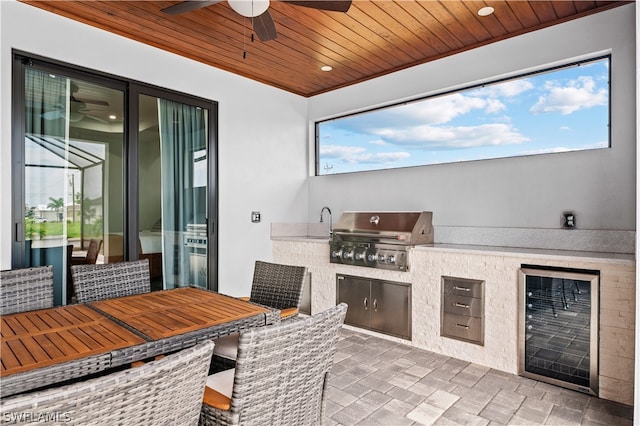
(329, 211), (433, 271)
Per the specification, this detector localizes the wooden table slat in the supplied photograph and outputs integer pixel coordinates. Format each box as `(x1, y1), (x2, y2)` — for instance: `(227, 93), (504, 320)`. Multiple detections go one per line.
(19, 335), (53, 364)
(1, 317), (28, 337)
(3, 339), (37, 371)
(90, 287), (270, 340)
(1, 340), (26, 372)
(1, 305), (146, 377)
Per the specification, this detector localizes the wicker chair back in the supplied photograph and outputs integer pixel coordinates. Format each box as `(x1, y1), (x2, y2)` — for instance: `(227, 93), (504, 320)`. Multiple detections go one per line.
(200, 303), (347, 426)
(0, 265), (54, 315)
(1, 341), (214, 425)
(71, 259), (151, 303)
(249, 260), (307, 311)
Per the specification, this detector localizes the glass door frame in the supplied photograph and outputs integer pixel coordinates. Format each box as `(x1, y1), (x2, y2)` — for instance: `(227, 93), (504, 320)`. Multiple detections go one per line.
(11, 51), (219, 293)
(518, 265), (599, 396)
(129, 84), (219, 291)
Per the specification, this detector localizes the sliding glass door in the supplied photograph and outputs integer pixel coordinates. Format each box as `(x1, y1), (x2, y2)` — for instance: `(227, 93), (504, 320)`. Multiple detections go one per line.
(18, 65), (125, 305)
(137, 93), (211, 290)
(12, 54), (218, 304)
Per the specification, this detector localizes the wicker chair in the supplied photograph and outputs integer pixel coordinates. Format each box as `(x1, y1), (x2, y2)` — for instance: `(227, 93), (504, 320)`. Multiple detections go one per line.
(200, 303), (347, 426)
(70, 238), (103, 265)
(1, 341), (214, 426)
(71, 259), (151, 303)
(0, 265), (54, 315)
(211, 261), (308, 371)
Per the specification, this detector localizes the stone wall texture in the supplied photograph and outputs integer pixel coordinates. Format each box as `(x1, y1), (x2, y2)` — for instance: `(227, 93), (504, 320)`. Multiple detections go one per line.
(273, 240), (635, 405)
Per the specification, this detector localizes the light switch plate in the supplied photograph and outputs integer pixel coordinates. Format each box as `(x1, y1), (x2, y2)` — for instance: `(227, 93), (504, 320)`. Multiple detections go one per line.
(251, 211), (261, 223)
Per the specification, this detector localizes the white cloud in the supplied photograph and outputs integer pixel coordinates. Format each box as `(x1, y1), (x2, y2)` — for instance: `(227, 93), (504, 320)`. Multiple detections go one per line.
(320, 144), (410, 164)
(394, 92), (502, 125)
(373, 123), (528, 150)
(473, 79), (534, 98)
(530, 76), (607, 115)
(320, 145), (366, 159)
(368, 139), (388, 146)
(352, 152), (411, 164)
(484, 98), (506, 114)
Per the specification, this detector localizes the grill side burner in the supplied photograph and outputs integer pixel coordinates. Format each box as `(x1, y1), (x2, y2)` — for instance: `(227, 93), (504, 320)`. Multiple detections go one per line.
(329, 211), (433, 271)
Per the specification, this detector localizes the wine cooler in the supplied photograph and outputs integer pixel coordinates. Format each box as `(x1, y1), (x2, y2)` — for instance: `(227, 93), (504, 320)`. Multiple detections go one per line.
(518, 265), (599, 396)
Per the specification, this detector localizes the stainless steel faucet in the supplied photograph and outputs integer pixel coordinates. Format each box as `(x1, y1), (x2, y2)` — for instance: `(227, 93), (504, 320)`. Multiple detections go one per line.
(320, 206), (332, 236)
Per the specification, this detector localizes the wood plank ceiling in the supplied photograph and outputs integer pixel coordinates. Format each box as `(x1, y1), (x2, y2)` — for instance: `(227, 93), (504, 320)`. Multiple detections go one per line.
(21, 1), (628, 97)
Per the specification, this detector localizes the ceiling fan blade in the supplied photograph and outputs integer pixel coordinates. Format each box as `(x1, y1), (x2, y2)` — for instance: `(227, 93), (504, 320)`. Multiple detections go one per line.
(252, 10), (277, 42)
(284, 1), (351, 13)
(162, 0), (223, 15)
(76, 98), (110, 107)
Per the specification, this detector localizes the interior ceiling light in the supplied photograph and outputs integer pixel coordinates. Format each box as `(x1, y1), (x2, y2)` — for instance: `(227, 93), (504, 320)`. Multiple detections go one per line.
(228, 0), (269, 17)
(321, 65), (333, 72)
(478, 6), (495, 16)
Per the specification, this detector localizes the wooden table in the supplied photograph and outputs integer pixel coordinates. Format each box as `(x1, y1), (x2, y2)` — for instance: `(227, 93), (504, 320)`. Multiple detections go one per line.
(89, 287), (271, 340)
(0, 287), (278, 397)
(1, 304), (145, 377)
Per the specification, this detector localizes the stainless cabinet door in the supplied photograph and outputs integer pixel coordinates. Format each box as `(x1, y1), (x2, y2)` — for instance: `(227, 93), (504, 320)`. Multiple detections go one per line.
(337, 275), (371, 328)
(370, 280), (411, 339)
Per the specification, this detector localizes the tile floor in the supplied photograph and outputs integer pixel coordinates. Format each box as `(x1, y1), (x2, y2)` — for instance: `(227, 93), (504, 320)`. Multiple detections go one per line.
(326, 328), (633, 426)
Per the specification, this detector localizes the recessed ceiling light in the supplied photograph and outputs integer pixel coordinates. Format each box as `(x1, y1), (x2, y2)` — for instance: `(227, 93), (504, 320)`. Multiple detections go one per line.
(321, 65), (333, 72)
(478, 6), (494, 16)
(109, 114), (117, 120)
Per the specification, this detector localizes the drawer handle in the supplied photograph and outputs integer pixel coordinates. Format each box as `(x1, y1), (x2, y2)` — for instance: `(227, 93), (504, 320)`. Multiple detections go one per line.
(364, 297), (368, 311)
(453, 286), (470, 292)
(456, 323), (470, 329)
(373, 299), (378, 312)
(454, 302), (470, 309)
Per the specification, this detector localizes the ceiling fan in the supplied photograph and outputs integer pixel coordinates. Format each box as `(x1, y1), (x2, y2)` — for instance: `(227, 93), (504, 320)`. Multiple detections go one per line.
(162, 0), (352, 42)
(42, 82), (110, 123)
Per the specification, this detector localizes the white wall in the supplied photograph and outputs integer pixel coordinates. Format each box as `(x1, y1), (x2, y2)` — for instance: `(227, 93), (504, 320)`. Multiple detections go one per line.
(0, 1), (308, 296)
(307, 5), (636, 236)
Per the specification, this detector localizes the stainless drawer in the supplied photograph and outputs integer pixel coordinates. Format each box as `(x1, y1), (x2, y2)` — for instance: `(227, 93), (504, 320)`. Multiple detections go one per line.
(442, 293), (483, 317)
(443, 277), (483, 298)
(442, 313), (484, 345)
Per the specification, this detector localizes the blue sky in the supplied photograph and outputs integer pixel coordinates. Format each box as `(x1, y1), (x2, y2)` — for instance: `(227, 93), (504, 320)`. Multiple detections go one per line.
(318, 58), (609, 175)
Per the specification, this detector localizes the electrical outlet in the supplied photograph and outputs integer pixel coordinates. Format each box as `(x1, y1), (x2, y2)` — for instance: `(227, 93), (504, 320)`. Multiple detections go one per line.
(563, 212), (576, 228)
(251, 211), (261, 223)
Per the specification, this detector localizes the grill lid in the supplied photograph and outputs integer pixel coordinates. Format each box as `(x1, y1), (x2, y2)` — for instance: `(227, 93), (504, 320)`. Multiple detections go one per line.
(332, 211), (433, 246)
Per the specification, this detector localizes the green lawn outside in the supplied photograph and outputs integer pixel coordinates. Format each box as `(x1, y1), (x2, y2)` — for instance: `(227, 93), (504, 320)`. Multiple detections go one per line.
(27, 220), (82, 239)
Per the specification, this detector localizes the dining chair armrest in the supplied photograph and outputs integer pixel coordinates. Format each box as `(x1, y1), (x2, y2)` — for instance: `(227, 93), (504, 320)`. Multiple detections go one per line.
(280, 307), (299, 319)
(203, 386), (231, 411)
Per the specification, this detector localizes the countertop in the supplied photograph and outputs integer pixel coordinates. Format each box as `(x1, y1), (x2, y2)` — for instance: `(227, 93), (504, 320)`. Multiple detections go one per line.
(271, 236), (634, 263)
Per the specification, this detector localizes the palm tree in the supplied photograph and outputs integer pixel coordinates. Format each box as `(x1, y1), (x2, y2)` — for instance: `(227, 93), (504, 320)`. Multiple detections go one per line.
(47, 197), (64, 222)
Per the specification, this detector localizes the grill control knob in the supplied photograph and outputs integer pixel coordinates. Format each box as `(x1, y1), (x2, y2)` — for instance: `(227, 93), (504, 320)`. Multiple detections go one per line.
(377, 254), (386, 263)
(331, 249), (342, 259)
(342, 250), (354, 260)
(367, 253), (377, 262)
(387, 255), (396, 264)
(354, 251), (365, 261)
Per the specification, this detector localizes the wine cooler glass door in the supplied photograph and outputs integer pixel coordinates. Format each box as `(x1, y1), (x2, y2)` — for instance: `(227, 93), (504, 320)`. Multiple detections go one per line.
(518, 267), (599, 396)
